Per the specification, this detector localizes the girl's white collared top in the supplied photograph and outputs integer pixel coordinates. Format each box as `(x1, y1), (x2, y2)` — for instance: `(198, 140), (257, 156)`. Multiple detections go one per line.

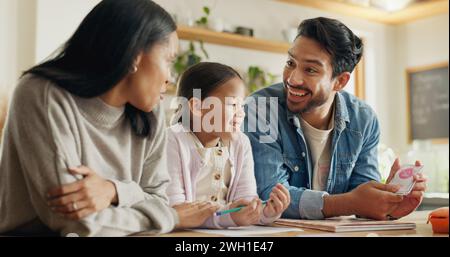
(166, 123), (280, 228)
(187, 132), (232, 207)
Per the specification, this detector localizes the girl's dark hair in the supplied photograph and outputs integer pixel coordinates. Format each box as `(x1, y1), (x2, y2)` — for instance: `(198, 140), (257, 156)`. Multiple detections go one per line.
(175, 62), (242, 123)
(23, 0), (176, 137)
(296, 17), (363, 78)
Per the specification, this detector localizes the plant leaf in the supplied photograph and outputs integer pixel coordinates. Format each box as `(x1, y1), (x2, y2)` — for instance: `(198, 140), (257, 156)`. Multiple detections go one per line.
(203, 6), (210, 15)
(199, 41), (209, 59)
(189, 41), (195, 52)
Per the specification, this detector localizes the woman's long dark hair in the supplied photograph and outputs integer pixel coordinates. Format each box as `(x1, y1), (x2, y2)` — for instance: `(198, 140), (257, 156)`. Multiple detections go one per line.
(23, 0), (176, 137)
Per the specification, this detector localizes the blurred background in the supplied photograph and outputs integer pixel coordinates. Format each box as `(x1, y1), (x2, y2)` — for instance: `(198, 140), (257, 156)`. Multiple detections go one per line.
(0, 0), (448, 209)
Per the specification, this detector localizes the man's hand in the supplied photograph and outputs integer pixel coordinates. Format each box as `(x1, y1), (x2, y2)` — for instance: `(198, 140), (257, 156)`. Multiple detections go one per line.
(347, 181), (404, 220)
(323, 180), (403, 220)
(387, 159), (427, 219)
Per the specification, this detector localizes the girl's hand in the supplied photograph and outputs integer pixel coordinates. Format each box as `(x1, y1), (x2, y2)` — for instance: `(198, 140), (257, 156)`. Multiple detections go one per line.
(263, 183), (290, 218)
(230, 198), (262, 226)
(173, 202), (219, 229)
(47, 166), (118, 220)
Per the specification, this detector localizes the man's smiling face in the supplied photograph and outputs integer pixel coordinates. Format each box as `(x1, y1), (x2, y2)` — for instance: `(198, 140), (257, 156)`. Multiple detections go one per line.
(283, 36), (337, 114)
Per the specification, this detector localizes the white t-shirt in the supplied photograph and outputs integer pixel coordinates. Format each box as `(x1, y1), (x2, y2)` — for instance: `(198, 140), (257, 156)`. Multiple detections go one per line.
(188, 132), (232, 207)
(299, 110), (335, 191)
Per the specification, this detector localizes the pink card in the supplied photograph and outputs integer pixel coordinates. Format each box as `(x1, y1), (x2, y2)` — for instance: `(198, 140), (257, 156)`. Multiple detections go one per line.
(388, 165), (424, 195)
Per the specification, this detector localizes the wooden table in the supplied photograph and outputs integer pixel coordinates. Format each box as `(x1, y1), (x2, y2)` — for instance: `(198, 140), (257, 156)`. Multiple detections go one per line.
(136, 211), (448, 237)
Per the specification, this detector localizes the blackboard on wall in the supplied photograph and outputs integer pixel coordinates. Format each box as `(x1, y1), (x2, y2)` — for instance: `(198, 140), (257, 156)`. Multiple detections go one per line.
(407, 62), (449, 143)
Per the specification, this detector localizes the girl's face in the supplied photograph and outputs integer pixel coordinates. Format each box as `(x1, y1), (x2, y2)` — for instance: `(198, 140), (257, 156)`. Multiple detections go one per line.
(126, 32), (178, 112)
(196, 77), (246, 139)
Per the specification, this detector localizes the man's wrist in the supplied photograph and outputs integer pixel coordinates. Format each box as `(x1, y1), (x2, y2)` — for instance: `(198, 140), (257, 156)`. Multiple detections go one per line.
(322, 192), (354, 218)
(299, 190), (328, 219)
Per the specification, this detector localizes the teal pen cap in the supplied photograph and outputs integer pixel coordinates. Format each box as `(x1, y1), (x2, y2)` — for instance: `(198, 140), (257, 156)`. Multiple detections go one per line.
(214, 200), (268, 216)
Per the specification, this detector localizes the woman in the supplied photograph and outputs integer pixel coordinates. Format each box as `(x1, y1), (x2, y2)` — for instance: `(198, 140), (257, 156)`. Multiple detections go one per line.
(0, 0), (217, 236)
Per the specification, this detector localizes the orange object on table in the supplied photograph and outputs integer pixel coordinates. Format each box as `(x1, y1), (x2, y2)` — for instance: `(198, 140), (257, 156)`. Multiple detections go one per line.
(427, 207), (449, 234)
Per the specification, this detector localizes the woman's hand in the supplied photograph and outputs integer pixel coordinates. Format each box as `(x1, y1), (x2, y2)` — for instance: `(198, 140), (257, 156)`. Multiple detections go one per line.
(47, 166), (118, 220)
(230, 198), (263, 226)
(173, 202), (219, 229)
(263, 183), (290, 218)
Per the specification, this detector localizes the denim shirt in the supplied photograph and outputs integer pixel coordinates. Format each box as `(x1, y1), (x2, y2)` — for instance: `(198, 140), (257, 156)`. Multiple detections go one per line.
(243, 83), (381, 219)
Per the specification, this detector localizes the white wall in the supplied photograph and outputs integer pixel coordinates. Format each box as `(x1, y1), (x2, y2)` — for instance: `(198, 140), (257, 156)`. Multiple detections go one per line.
(0, 0), (36, 95)
(35, 0), (99, 63)
(392, 14), (449, 192)
(0, 0), (16, 93)
(390, 14), (449, 154)
(400, 14), (449, 67)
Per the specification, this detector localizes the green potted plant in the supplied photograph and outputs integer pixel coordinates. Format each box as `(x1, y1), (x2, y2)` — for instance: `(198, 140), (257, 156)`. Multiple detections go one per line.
(245, 66), (278, 93)
(170, 5), (212, 87)
(195, 6), (210, 28)
(171, 41), (209, 92)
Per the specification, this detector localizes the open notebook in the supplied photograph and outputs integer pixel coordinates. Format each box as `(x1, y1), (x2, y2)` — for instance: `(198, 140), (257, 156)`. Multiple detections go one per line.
(275, 216), (416, 233)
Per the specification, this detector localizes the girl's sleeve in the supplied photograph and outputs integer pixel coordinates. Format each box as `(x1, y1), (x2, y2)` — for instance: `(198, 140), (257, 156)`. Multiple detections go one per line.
(165, 129), (188, 206)
(232, 134), (279, 225)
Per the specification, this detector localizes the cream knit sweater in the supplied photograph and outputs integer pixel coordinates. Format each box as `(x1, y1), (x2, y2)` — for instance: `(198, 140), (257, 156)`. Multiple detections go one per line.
(0, 75), (178, 236)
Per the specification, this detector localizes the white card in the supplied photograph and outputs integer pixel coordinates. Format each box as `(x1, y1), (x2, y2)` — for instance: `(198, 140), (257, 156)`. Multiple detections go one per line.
(388, 165), (424, 195)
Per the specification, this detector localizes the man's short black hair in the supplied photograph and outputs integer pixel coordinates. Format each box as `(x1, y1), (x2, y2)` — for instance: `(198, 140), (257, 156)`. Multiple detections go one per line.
(296, 17), (363, 77)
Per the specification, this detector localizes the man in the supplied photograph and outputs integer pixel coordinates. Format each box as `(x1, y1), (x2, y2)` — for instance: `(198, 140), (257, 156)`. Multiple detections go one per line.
(244, 17), (426, 220)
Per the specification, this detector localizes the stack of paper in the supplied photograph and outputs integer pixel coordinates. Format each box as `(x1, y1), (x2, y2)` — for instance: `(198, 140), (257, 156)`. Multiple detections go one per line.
(275, 217), (416, 233)
(189, 225), (303, 236)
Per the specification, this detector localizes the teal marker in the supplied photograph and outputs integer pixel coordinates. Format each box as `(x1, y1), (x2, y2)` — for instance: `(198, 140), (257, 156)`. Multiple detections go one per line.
(214, 200), (268, 216)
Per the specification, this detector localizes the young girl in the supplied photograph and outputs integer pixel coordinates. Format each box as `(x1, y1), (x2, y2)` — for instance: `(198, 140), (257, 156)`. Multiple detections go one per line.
(166, 62), (290, 228)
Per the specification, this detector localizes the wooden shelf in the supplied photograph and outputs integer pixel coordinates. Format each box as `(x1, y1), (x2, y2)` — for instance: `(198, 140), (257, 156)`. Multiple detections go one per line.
(176, 25), (290, 54)
(277, 0), (449, 25)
